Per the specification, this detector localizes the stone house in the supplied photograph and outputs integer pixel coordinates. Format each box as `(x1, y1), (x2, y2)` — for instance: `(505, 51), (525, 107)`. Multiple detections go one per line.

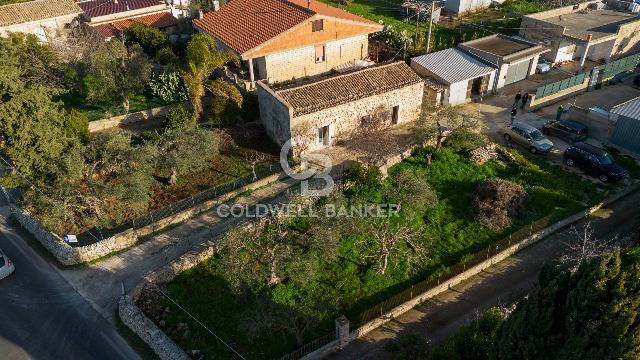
(520, 0), (640, 66)
(193, 0), (383, 86)
(0, 0), (83, 41)
(257, 61), (424, 155)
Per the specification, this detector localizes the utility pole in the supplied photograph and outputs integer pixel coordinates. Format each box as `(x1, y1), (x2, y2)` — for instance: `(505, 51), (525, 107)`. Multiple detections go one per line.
(426, 0), (436, 53)
(415, 11), (420, 45)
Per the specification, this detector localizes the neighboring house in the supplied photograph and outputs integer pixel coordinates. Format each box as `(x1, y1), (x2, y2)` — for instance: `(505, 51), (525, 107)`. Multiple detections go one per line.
(459, 34), (548, 90)
(445, 0), (506, 14)
(411, 48), (496, 106)
(520, 0), (640, 65)
(93, 12), (178, 40)
(257, 61), (424, 154)
(77, 0), (170, 25)
(193, 0), (383, 85)
(0, 0), (83, 41)
(609, 96), (640, 154)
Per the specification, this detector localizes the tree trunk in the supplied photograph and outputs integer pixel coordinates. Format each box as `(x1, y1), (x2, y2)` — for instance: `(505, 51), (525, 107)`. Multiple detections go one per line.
(168, 169), (177, 185)
(123, 94), (130, 114)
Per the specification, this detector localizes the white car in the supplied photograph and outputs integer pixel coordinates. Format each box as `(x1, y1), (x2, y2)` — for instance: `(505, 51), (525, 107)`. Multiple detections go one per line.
(536, 61), (551, 74)
(0, 249), (14, 280)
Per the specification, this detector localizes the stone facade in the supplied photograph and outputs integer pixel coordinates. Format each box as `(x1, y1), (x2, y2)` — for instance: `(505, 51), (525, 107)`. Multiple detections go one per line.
(259, 35), (369, 83)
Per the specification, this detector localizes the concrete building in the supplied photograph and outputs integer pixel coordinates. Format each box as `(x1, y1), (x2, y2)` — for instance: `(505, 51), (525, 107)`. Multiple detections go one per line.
(77, 0), (170, 25)
(445, 0), (506, 14)
(257, 62), (424, 154)
(0, 0), (83, 41)
(411, 48), (497, 106)
(520, 1), (640, 65)
(193, 0), (383, 86)
(459, 34), (548, 90)
(609, 96), (640, 154)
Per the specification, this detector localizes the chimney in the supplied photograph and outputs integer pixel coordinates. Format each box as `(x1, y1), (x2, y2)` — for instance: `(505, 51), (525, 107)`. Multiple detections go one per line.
(213, 0), (220, 11)
(198, 9), (204, 18)
(308, 0), (311, 8)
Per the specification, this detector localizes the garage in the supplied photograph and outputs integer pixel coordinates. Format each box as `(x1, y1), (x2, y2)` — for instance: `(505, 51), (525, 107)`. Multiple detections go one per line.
(504, 58), (533, 85)
(459, 34), (548, 90)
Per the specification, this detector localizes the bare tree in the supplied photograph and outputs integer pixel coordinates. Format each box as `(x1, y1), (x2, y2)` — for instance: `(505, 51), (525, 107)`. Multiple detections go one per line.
(562, 221), (614, 268)
(355, 219), (428, 275)
(411, 105), (477, 149)
(245, 151), (269, 181)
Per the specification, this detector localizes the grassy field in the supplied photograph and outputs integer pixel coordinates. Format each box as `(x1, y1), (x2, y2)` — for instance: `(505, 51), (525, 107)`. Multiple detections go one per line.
(154, 137), (609, 359)
(60, 92), (174, 121)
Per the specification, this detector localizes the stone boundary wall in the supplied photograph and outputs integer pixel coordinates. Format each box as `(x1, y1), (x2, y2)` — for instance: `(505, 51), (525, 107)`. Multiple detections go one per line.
(301, 183), (639, 360)
(119, 295), (190, 360)
(527, 75), (590, 110)
(10, 170), (289, 265)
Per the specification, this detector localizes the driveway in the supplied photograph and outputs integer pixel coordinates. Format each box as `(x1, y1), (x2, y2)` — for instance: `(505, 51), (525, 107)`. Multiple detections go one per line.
(328, 188), (640, 360)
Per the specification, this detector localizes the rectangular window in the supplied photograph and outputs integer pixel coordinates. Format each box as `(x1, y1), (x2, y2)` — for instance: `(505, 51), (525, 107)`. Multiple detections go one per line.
(318, 125), (330, 146)
(312, 19), (324, 32)
(315, 45), (325, 63)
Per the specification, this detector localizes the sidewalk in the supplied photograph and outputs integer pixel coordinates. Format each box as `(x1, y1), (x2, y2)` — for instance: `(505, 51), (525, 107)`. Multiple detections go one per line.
(59, 175), (301, 322)
(328, 189), (640, 360)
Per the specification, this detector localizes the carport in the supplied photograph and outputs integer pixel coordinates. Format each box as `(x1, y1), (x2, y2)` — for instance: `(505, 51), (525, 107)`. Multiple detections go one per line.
(459, 34), (548, 90)
(410, 48), (497, 106)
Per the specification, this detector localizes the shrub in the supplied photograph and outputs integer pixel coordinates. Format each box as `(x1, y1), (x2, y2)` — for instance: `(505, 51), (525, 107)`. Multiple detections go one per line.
(148, 70), (188, 103)
(209, 97), (241, 127)
(124, 23), (169, 57)
(344, 163), (382, 190)
(155, 47), (178, 66)
(472, 179), (527, 231)
(163, 104), (195, 130)
(63, 109), (90, 143)
(385, 169), (438, 219)
(445, 129), (489, 154)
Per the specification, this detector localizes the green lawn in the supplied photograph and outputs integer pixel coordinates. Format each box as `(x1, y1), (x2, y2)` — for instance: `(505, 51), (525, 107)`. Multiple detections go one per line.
(154, 141), (609, 359)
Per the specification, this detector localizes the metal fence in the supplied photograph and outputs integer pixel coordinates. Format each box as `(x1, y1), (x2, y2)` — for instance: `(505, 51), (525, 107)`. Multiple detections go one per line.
(72, 161), (288, 247)
(599, 53), (640, 80)
(354, 215), (555, 327)
(535, 72), (587, 99)
(277, 215), (555, 360)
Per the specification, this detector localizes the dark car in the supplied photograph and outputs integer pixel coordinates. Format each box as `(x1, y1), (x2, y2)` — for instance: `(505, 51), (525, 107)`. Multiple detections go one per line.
(563, 143), (628, 182)
(542, 120), (588, 143)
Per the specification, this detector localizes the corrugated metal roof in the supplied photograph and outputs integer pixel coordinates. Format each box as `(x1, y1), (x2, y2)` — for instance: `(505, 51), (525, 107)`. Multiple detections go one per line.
(610, 96), (640, 121)
(411, 48), (496, 85)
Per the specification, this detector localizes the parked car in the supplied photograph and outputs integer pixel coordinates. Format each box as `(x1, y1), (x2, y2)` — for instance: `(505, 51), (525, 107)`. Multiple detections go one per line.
(563, 142), (629, 182)
(504, 122), (554, 154)
(536, 60), (551, 74)
(542, 120), (588, 143)
(0, 249), (14, 280)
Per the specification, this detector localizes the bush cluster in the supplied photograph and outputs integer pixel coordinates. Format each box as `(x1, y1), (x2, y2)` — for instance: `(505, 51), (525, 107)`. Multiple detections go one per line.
(472, 179), (527, 231)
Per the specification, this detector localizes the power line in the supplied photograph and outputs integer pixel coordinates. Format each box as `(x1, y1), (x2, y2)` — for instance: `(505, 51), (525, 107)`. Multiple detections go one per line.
(150, 282), (248, 360)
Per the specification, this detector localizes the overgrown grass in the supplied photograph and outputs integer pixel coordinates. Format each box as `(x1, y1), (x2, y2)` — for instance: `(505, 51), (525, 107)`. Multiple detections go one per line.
(157, 143), (607, 359)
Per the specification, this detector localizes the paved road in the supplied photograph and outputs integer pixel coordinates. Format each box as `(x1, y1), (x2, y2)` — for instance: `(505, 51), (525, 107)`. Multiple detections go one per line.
(330, 189), (640, 360)
(0, 190), (141, 360)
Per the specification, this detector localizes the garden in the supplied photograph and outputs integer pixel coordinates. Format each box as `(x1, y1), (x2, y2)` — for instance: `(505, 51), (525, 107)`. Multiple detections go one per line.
(139, 128), (614, 359)
(0, 28), (278, 237)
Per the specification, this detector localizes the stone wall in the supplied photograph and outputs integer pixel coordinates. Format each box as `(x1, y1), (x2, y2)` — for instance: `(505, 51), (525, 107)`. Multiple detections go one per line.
(10, 170), (288, 265)
(119, 295), (190, 360)
(0, 14), (79, 39)
(256, 82), (293, 148)
(527, 74), (590, 110)
(263, 35), (369, 83)
(290, 82), (425, 154)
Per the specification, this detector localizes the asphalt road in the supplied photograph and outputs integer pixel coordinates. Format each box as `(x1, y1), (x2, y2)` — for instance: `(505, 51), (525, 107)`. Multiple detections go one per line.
(0, 190), (141, 360)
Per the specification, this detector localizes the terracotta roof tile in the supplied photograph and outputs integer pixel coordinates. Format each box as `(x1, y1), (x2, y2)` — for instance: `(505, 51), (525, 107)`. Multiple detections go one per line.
(93, 22), (119, 37)
(0, 0), (82, 27)
(274, 62), (423, 116)
(193, 0), (379, 55)
(111, 11), (177, 30)
(78, 0), (164, 19)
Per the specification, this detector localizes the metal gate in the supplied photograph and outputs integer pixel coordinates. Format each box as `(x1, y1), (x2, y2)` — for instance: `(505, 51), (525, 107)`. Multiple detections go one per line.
(504, 59), (531, 86)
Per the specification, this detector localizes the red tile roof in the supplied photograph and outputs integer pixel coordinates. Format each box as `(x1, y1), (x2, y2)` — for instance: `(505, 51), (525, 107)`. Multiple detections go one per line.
(78, 0), (164, 19)
(92, 11), (177, 38)
(193, 0), (380, 55)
